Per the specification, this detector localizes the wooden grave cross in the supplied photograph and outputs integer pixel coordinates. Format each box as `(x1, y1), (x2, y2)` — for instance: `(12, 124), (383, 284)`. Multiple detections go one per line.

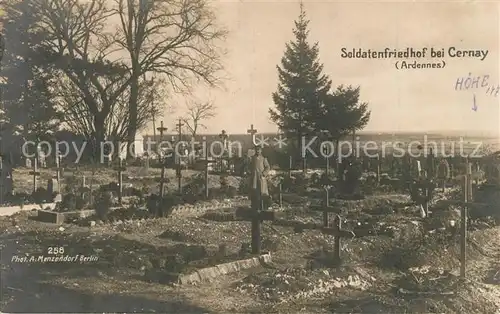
(199, 141), (217, 199)
(438, 163), (491, 279)
(426, 148), (436, 178)
(219, 130), (229, 173)
(437, 159), (451, 192)
(55, 150), (63, 193)
(322, 144), (331, 176)
(29, 157), (40, 193)
(175, 118), (184, 193)
(448, 156), (455, 179)
(157, 121), (168, 198)
(247, 124), (258, 147)
(320, 215), (355, 264)
(376, 154), (381, 184)
(309, 186), (340, 227)
(143, 152), (150, 176)
(115, 158), (126, 204)
(249, 190), (278, 255)
(278, 182), (283, 208)
(78, 174), (91, 205)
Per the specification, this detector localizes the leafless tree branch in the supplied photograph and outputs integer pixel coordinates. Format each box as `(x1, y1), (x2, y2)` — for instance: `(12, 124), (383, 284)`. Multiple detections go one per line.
(181, 100), (216, 138)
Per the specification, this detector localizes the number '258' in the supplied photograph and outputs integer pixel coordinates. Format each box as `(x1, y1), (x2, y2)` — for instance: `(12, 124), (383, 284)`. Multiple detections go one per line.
(47, 247), (64, 254)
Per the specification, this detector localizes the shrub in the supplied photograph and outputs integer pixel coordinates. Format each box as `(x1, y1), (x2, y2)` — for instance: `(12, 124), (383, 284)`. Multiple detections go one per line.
(31, 187), (50, 204)
(146, 193), (183, 217)
(238, 177), (250, 195)
(182, 185), (200, 204)
(220, 174), (229, 188)
(280, 175), (294, 192)
(60, 193), (77, 211)
(362, 175), (376, 195)
(94, 191), (113, 220)
(181, 174), (205, 203)
(310, 173), (320, 186)
(319, 172), (335, 186)
(75, 194), (88, 210)
(160, 193), (183, 217)
(124, 187), (143, 198)
(218, 174), (237, 199)
(99, 182), (119, 194)
(223, 186), (238, 198)
(292, 173), (309, 194)
(146, 194), (159, 216)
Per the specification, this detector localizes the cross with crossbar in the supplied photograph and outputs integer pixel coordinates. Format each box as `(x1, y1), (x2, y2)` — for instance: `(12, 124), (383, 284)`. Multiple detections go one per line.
(309, 186), (340, 227)
(29, 157), (40, 193)
(248, 207), (278, 255)
(247, 124), (258, 147)
(176, 119), (184, 193)
(438, 163), (488, 279)
(115, 158), (126, 204)
(157, 121), (168, 197)
(320, 215), (355, 264)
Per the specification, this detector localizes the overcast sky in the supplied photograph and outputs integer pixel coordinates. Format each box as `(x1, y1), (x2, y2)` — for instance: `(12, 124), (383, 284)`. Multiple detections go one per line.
(4, 1), (499, 136)
(151, 0), (499, 136)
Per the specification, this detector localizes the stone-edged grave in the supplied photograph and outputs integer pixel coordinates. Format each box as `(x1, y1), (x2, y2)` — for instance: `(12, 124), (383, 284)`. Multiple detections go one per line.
(0, 202), (58, 217)
(36, 203), (125, 224)
(201, 205), (283, 222)
(145, 248), (272, 285)
(36, 208), (96, 224)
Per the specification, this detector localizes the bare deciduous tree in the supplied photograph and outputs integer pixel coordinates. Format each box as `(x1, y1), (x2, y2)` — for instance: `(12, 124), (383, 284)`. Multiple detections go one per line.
(181, 100), (217, 139)
(111, 0), (228, 158)
(32, 0), (130, 156)
(56, 74), (168, 144)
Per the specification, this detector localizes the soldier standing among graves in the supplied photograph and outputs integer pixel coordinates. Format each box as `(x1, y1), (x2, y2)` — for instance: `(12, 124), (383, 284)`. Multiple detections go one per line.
(249, 146), (271, 211)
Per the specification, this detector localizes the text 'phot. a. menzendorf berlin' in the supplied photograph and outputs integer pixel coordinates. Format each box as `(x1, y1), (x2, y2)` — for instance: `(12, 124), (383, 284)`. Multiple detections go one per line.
(11, 254), (99, 263)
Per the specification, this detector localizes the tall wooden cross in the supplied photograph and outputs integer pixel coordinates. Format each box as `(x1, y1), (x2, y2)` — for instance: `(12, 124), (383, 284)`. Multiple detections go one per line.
(376, 154), (381, 185)
(204, 159), (217, 199)
(247, 124), (258, 146)
(322, 144), (331, 176)
(29, 157), (40, 193)
(309, 186), (340, 227)
(220, 130), (228, 150)
(427, 148), (435, 178)
(439, 162), (490, 279)
(437, 159), (450, 192)
(115, 158), (126, 204)
(248, 197), (278, 255)
(176, 118), (184, 141)
(157, 121), (168, 198)
(219, 130), (229, 173)
(321, 215), (355, 265)
(55, 150), (62, 194)
(176, 119), (184, 193)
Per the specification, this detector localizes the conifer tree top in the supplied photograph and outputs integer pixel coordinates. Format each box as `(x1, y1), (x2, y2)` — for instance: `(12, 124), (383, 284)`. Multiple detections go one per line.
(269, 2), (332, 139)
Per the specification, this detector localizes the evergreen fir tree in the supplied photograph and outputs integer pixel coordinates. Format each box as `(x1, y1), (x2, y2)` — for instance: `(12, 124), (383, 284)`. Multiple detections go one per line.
(0, 0), (62, 143)
(269, 3), (331, 171)
(317, 85), (371, 148)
